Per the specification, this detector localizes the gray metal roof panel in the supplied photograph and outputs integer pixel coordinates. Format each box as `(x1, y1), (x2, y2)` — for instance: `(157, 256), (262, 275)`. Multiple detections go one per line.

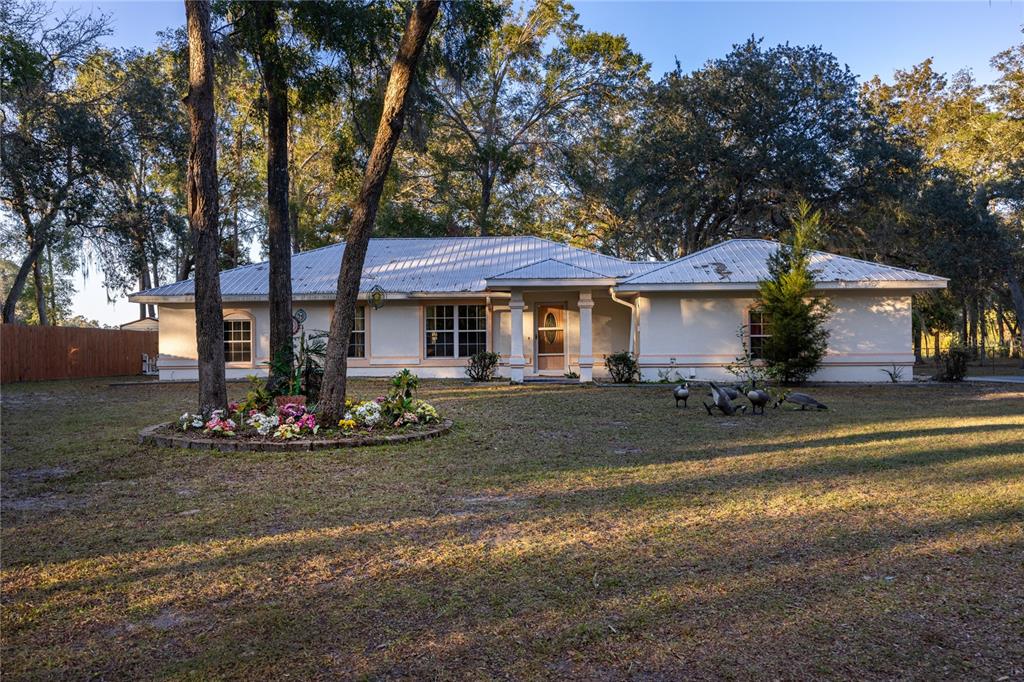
(135, 237), (647, 298)
(620, 239), (948, 285)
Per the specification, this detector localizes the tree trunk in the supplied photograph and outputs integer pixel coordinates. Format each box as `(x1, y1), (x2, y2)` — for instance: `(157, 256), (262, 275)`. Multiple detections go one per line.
(967, 301), (978, 357)
(32, 256), (48, 325)
(996, 303), (1006, 353)
(1006, 264), (1024, 367)
(257, 1), (294, 387)
(138, 273), (148, 320)
(319, 0), (441, 422)
(478, 168), (494, 236)
(2, 238), (46, 323)
(960, 302), (969, 349)
(979, 300), (987, 362)
(185, 0), (227, 413)
(47, 246), (58, 322)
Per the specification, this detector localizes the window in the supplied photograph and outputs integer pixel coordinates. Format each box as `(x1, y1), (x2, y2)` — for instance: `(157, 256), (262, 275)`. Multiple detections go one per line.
(348, 306), (366, 358)
(748, 309), (772, 360)
(457, 304), (487, 357)
(425, 304), (487, 358)
(224, 318), (252, 363)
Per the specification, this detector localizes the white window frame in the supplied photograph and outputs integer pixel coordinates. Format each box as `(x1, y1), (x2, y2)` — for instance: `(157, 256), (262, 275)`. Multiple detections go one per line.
(424, 304), (487, 358)
(348, 305), (367, 358)
(223, 312), (255, 367)
(747, 308), (772, 361)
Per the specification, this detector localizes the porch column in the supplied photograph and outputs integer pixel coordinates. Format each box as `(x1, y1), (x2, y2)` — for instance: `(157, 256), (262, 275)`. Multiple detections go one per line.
(509, 290), (525, 383)
(578, 290), (594, 383)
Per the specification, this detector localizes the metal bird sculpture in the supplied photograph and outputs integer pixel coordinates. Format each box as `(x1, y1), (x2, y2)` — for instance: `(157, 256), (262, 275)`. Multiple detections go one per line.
(746, 380), (771, 415)
(704, 381), (746, 416)
(673, 383), (690, 408)
(774, 391), (828, 411)
(706, 385), (740, 401)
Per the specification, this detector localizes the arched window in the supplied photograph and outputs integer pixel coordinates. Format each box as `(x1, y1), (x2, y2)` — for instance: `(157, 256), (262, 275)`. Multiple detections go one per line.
(223, 311), (254, 364)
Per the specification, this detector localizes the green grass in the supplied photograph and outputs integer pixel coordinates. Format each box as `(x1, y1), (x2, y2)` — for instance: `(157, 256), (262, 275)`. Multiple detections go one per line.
(2, 378), (1023, 680)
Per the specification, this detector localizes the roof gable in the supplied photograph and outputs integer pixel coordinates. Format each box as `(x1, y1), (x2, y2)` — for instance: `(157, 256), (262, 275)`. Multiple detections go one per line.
(489, 258), (612, 280)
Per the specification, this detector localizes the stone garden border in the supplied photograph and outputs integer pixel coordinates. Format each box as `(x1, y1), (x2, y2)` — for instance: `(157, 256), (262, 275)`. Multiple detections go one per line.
(139, 419), (454, 452)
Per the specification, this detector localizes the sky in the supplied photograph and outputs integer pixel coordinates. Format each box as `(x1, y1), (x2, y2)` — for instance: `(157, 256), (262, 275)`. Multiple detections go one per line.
(61, 0), (1022, 326)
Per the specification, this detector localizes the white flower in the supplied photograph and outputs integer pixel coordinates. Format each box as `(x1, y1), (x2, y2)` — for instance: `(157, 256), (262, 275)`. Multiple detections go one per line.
(245, 412), (279, 436)
(353, 401), (381, 427)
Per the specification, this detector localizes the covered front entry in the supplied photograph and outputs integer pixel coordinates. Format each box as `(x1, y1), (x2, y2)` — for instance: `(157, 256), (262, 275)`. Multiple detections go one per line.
(535, 303), (566, 374)
(502, 288), (632, 383)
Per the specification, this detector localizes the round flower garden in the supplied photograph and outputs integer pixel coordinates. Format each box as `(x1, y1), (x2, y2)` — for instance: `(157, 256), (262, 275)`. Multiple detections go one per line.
(142, 369), (451, 451)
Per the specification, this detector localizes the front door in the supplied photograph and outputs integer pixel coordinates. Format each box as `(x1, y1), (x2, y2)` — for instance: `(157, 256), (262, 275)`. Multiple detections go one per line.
(535, 304), (566, 374)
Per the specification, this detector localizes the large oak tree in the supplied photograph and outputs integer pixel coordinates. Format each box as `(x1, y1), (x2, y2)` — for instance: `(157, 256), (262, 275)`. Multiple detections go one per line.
(319, 0), (441, 421)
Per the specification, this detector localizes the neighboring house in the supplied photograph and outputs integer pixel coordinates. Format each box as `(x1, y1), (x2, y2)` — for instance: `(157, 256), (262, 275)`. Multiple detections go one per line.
(129, 237), (946, 383)
(119, 317), (160, 332)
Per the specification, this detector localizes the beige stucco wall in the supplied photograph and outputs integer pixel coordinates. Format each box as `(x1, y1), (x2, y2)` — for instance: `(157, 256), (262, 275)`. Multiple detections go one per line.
(635, 290), (914, 382)
(157, 290), (632, 381)
(155, 289), (910, 382)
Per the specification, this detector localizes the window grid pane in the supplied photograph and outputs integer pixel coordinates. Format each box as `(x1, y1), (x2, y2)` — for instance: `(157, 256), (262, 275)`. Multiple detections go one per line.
(426, 305), (456, 357)
(224, 319), (252, 363)
(425, 305), (487, 358)
(748, 310), (771, 360)
(348, 306), (366, 358)
(457, 305), (487, 357)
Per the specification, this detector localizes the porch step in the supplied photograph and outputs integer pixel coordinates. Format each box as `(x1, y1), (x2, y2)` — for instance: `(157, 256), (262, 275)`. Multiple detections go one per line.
(522, 377), (579, 385)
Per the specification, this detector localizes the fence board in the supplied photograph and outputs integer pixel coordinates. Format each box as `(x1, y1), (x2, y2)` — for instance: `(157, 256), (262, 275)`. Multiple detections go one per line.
(0, 325), (158, 383)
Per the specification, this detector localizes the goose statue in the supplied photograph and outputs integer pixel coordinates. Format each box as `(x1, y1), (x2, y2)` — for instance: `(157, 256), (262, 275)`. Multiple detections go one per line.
(774, 392), (828, 411)
(706, 385), (740, 401)
(704, 381), (746, 416)
(746, 380), (771, 415)
(673, 384), (690, 408)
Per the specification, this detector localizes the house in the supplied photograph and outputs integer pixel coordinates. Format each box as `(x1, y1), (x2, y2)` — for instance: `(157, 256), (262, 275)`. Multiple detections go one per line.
(129, 237), (946, 383)
(119, 317), (160, 332)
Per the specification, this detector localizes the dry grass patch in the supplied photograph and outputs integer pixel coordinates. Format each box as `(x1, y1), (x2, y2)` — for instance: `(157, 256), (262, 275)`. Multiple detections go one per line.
(2, 378), (1023, 679)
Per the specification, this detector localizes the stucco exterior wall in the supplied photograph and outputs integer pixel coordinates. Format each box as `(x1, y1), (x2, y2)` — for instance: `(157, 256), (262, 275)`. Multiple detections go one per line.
(634, 290), (914, 382)
(155, 289), (909, 383)
(157, 290), (632, 381)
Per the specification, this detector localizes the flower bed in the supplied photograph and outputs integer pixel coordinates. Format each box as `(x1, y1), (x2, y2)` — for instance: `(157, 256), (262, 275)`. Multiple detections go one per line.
(141, 370), (452, 451)
(139, 418), (454, 452)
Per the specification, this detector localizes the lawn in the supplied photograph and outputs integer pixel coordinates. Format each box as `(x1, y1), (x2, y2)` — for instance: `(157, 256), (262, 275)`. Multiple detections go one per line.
(2, 378), (1022, 680)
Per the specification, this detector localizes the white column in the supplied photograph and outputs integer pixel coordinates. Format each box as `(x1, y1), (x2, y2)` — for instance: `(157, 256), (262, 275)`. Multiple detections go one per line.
(509, 290), (525, 383)
(578, 290), (594, 383)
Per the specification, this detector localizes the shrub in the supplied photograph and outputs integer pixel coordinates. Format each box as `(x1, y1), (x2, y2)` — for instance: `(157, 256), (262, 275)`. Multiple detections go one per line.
(465, 351), (500, 381)
(239, 375), (272, 414)
(605, 351), (640, 383)
(881, 364), (905, 383)
(389, 368), (419, 400)
(936, 345), (970, 381)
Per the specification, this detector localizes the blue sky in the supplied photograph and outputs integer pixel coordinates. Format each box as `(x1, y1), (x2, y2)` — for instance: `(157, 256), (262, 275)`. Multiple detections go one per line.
(65, 0), (1021, 325)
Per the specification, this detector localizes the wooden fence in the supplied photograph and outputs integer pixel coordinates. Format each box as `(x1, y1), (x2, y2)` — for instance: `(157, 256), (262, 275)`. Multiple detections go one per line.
(0, 324), (158, 383)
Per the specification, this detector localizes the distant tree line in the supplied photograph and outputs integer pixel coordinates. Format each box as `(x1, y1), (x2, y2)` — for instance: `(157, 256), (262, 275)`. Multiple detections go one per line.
(2, 0), (1022, 361)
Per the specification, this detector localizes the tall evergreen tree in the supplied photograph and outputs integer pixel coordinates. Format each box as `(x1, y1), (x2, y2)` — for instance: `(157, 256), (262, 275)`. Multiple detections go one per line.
(757, 201), (833, 384)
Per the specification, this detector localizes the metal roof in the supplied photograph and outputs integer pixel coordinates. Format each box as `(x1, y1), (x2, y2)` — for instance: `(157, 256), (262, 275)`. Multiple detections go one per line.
(130, 237), (946, 301)
(132, 237), (649, 300)
(620, 239), (948, 286)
